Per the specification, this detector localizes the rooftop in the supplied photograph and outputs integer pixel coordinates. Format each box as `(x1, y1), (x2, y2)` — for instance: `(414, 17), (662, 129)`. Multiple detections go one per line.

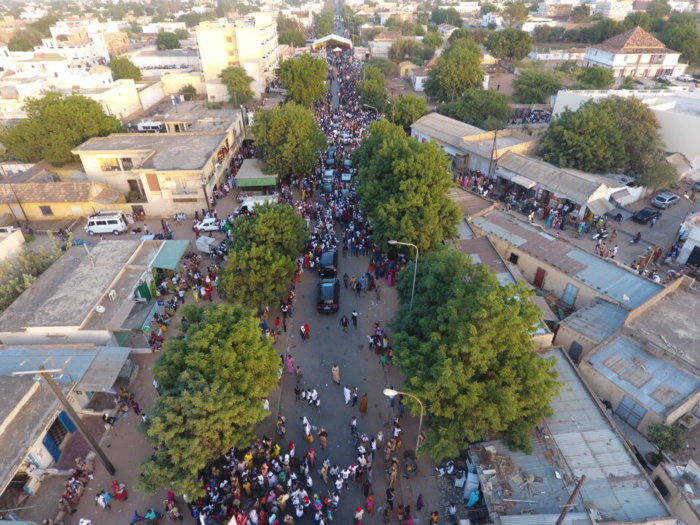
(0, 182), (123, 204)
(588, 335), (700, 416)
(496, 152), (605, 205)
(412, 113), (485, 149)
(470, 210), (663, 308)
(558, 298), (628, 345)
(626, 279), (700, 373)
(134, 48), (199, 58)
(448, 187), (495, 219)
(0, 240), (151, 332)
(72, 132), (227, 171)
(458, 236), (516, 286)
(474, 349), (670, 522)
(0, 377), (57, 495)
(590, 26), (676, 55)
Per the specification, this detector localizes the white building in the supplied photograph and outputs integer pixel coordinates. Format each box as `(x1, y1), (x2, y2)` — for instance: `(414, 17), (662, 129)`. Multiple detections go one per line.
(553, 87), (700, 168)
(582, 26), (687, 79)
(141, 22), (188, 34)
(196, 13), (281, 99)
(438, 2), (481, 14)
(591, 0), (634, 20)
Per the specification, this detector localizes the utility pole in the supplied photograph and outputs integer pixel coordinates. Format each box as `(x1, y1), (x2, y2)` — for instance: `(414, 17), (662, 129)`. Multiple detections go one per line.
(555, 475), (586, 525)
(14, 366), (116, 475)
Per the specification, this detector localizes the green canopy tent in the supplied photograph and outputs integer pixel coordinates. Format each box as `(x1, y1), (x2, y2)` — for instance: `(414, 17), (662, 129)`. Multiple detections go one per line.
(235, 159), (278, 189)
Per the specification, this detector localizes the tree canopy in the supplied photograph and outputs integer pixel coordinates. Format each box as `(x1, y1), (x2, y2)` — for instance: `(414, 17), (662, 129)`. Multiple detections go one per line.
(388, 38), (434, 65)
(502, 3), (529, 28)
(251, 102), (327, 180)
(512, 70), (562, 104)
(485, 28), (532, 60)
(139, 303), (279, 497)
(220, 204), (307, 309)
(354, 119), (460, 252)
(437, 89), (513, 130)
(155, 31), (181, 50)
(8, 28), (43, 51)
(570, 4), (591, 23)
(542, 97), (665, 174)
(574, 66), (614, 89)
(280, 54), (328, 108)
(391, 248), (560, 458)
(357, 65), (389, 112)
(391, 94), (429, 132)
(109, 56), (143, 81)
(219, 66), (255, 104)
(425, 38), (484, 101)
(2, 93), (122, 166)
(431, 7), (463, 27)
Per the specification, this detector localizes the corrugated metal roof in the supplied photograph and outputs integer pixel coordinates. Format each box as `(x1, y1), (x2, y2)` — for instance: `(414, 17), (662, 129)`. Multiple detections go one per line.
(471, 211), (663, 309)
(411, 113), (484, 149)
(546, 349), (671, 522)
(500, 514), (592, 525)
(558, 298), (627, 344)
(496, 152), (606, 205)
(448, 187), (494, 219)
(588, 336), (700, 415)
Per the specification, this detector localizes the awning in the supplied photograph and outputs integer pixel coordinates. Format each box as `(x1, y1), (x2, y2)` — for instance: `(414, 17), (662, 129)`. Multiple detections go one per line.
(237, 176), (278, 188)
(76, 347), (132, 393)
(586, 198), (615, 216)
(496, 168), (536, 189)
(236, 159), (278, 188)
(152, 240), (190, 270)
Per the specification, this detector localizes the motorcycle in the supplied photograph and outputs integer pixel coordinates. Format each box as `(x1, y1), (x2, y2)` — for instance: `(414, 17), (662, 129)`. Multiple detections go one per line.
(592, 229), (609, 241)
(631, 232), (642, 244)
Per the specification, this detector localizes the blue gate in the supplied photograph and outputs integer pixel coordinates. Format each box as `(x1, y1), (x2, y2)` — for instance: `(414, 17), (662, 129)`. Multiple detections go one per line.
(58, 411), (77, 433)
(42, 433), (61, 461)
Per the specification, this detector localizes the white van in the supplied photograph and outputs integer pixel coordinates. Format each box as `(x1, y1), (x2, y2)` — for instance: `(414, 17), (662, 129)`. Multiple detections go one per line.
(137, 121), (163, 133)
(84, 211), (129, 236)
(234, 195), (277, 217)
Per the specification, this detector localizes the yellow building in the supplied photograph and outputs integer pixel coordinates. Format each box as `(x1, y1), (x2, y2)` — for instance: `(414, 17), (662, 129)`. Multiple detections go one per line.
(0, 181), (127, 222)
(196, 13), (280, 100)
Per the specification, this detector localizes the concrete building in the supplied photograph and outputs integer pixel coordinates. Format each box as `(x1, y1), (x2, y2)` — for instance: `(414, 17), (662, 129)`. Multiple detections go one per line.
(0, 229), (24, 263)
(196, 13), (280, 99)
(0, 181), (127, 222)
(469, 209), (663, 309)
(72, 104), (244, 216)
(651, 460), (700, 524)
(367, 31), (403, 58)
(677, 213), (700, 266)
(0, 239), (190, 347)
(471, 348), (675, 525)
(411, 113), (539, 175)
(410, 67), (427, 91)
(591, 0), (634, 20)
(528, 47), (586, 61)
(128, 47), (200, 72)
(553, 87), (700, 168)
(141, 22), (188, 34)
(582, 26), (687, 79)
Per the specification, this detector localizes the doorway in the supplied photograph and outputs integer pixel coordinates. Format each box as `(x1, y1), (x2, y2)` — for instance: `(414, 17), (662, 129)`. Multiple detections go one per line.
(534, 267), (547, 288)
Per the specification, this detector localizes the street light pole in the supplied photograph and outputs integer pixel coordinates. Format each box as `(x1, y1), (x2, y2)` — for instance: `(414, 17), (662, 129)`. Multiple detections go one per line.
(388, 240), (418, 310)
(363, 103), (378, 116)
(384, 388), (425, 452)
(14, 366), (116, 475)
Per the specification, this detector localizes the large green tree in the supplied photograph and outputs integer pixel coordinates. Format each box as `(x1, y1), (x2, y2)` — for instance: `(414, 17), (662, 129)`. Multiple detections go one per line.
(437, 89), (513, 130)
(2, 93), (122, 166)
(357, 65), (388, 112)
(252, 102), (327, 180)
(575, 66), (614, 89)
(658, 14), (700, 65)
(542, 97), (665, 174)
(139, 304), (279, 497)
(219, 66), (255, 104)
(391, 94), (429, 132)
(502, 3), (529, 28)
(646, 0), (671, 18)
(485, 28), (532, 60)
(231, 203), (307, 261)
(354, 119), (460, 252)
(570, 4), (591, 23)
(512, 70), (562, 103)
(109, 56), (142, 81)
(431, 7), (463, 27)
(8, 28), (43, 51)
(391, 248), (560, 459)
(280, 54), (328, 108)
(425, 38), (484, 101)
(155, 31), (181, 50)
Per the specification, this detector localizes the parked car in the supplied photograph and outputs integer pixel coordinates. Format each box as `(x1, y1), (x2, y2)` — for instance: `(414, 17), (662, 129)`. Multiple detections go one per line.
(316, 278), (340, 313)
(318, 250), (338, 278)
(651, 192), (680, 209)
(195, 217), (223, 231)
(633, 208), (662, 224)
(678, 74), (696, 82)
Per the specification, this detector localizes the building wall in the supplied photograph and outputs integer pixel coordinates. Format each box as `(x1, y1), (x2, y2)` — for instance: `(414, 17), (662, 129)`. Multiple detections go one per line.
(160, 72), (206, 96)
(0, 200), (130, 222)
(88, 79), (143, 120)
(137, 81), (165, 110)
(652, 465), (700, 524)
(196, 24), (235, 82)
(369, 40), (393, 58)
(0, 326), (112, 347)
(552, 323), (602, 359)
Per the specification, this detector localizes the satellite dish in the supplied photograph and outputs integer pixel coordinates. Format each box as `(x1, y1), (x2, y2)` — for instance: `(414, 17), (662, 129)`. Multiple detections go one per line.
(95, 305), (106, 314)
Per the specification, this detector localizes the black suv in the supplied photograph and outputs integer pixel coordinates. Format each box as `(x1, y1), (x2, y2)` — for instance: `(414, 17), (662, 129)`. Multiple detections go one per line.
(317, 278), (340, 313)
(633, 208), (662, 224)
(318, 250), (338, 278)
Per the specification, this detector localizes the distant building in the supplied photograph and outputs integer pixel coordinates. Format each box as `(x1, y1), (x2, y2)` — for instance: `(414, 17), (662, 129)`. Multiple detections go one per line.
(582, 26), (688, 79)
(367, 31), (404, 58)
(410, 67), (427, 91)
(196, 13), (281, 100)
(591, 0), (634, 20)
(529, 47), (586, 61)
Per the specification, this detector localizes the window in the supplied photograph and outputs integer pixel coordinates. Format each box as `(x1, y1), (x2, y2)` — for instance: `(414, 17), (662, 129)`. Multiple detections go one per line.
(40, 205), (54, 216)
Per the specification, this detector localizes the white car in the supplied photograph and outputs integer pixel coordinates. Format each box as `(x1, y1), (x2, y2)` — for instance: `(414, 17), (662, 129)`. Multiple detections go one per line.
(658, 75), (674, 82)
(678, 74), (695, 82)
(195, 217), (222, 232)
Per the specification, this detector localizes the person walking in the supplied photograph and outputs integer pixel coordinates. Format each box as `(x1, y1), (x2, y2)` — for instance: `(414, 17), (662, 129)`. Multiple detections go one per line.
(350, 416), (358, 435)
(430, 511), (439, 524)
(344, 385), (351, 405)
(287, 355), (295, 374)
(343, 273), (349, 289)
(300, 325), (307, 342)
(304, 323), (311, 340)
(332, 364), (341, 384)
(352, 309), (359, 328)
(352, 387), (359, 407)
(318, 427), (329, 450)
(360, 393), (368, 413)
(340, 314), (349, 333)
(416, 494), (424, 512)
(386, 488), (395, 511)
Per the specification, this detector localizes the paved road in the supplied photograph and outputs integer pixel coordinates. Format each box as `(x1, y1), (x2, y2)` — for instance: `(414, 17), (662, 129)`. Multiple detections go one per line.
(331, 76), (340, 111)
